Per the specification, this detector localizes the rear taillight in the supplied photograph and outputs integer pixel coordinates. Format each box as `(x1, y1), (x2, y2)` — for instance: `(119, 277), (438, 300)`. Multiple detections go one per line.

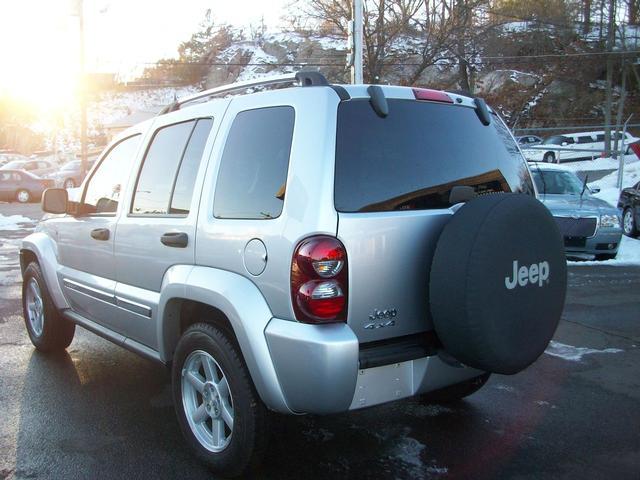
(291, 236), (348, 323)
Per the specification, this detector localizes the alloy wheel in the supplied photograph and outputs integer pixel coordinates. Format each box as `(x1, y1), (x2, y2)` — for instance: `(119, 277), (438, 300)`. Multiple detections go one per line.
(623, 209), (635, 235)
(181, 350), (234, 453)
(25, 278), (44, 336)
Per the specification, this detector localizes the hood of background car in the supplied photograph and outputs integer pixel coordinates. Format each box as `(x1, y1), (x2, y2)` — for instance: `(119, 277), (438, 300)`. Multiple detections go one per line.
(538, 194), (617, 216)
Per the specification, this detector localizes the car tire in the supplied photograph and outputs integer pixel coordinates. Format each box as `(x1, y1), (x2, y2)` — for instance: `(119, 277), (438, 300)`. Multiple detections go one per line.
(22, 262), (75, 352)
(63, 179), (75, 189)
(543, 152), (556, 163)
(623, 208), (637, 237)
(172, 323), (269, 478)
(16, 189), (30, 203)
(420, 373), (491, 404)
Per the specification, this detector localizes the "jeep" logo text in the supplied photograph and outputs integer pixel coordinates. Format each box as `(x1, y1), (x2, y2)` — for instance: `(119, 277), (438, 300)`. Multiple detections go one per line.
(504, 260), (549, 290)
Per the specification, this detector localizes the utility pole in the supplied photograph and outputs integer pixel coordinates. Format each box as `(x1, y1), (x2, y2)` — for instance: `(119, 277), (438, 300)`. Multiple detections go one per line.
(349, 0), (364, 84)
(77, 0), (88, 176)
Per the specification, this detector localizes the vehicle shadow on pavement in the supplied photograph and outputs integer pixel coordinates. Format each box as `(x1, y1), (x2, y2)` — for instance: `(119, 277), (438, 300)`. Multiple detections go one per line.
(12, 347), (494, 479)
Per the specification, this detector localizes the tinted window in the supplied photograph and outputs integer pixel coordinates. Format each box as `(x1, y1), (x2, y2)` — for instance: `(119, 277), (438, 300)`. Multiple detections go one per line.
(576, 136), (593, 144)
(132, 121), (195, 215)
(334, 99), (533, 212)
(596, 134), (605, 142)
(170, 119), (213, 214)
(83, 135), (141, 214)
(543, 136), (565, 145)
(214, 107), (294, 219)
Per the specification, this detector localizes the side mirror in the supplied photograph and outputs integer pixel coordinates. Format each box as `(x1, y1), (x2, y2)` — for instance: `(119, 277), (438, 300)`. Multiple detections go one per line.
(590, 185), (601, 194)
(42, 188), (68, 214)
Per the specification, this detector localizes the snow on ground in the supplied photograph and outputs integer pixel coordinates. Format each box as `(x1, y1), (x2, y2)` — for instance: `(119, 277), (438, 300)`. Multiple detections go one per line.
(559, 152), (638, 173)
(0, 214), (35, 231)
(545, 341), (623, 362)
(590, 156), (640, 207)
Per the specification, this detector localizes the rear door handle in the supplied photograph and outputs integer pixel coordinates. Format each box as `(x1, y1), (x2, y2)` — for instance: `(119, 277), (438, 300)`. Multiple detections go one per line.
(161, 232), (188, 248)
(90, 228), (110, 241)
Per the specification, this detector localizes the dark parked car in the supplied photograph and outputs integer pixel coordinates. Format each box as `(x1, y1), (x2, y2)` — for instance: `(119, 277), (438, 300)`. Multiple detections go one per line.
(618, 180), (640, 237)
(47, 159), (95, 189)
(0, 169), (54, 203)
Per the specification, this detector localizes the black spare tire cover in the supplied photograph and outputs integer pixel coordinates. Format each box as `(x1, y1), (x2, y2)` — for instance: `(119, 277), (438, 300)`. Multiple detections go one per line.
(429, 193), (567, 375)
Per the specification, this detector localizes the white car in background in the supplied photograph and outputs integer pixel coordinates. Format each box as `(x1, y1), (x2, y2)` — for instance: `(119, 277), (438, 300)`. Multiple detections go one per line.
(523, 131), (639, 163)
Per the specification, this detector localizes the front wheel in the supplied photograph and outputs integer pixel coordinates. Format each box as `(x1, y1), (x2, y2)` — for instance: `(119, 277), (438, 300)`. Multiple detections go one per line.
(420, 373), (491, 404)
(22, 262), (75, 351)
(16, 189), (30, 203)
(543, 152), (556, 163)
(623, 208), (637, 237)
(172, 323), (268, 478)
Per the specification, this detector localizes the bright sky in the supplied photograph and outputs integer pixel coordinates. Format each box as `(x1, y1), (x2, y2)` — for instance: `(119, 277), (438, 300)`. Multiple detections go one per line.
(0, 0), (288, 108)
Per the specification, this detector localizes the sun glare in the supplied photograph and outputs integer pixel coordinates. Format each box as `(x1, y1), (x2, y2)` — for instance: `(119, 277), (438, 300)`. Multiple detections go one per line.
(0, 1), (80, 113)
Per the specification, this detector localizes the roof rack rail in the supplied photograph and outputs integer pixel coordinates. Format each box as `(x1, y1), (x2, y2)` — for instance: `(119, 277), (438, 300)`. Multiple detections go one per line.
(159, 71), (329, 115)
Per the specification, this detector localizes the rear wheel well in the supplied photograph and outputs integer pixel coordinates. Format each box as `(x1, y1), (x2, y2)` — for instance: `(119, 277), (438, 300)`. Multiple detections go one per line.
(164, 299), (239, 362)
(20, 249), (38, 274)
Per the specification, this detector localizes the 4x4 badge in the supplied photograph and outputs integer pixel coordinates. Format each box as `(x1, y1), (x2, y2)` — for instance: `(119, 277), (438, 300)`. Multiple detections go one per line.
(365, 308), (397, 329)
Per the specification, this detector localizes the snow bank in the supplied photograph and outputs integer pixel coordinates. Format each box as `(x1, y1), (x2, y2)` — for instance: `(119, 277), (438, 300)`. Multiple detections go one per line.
(560, 152), (639, 173)
(0, 214), (34, 231)
(545, 341), (623, 362)
(568, 236), (640, 266)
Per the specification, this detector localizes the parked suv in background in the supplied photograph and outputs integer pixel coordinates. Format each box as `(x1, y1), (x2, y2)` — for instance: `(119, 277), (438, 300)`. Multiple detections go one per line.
(20, 73), (567, 477)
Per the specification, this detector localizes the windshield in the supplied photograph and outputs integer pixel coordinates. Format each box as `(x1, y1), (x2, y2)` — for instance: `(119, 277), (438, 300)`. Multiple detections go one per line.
(334, 99), (534, 212)
(61, 161), (80, 171)
(531, 169), (586, 195)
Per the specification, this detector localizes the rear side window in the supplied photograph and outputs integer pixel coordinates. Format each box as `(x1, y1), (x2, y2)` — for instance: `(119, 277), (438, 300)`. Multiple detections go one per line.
(132, 118), (212, 215)
(576, 136), (593, 144)
(334, 99), (534, 212)
(83, 135), (141, 214)
(214, 106), (294, 219)
(170, 119), (213, 214)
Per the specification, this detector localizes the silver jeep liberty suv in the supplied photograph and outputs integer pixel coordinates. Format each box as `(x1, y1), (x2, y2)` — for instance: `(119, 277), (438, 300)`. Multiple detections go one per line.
(20, 72), (567, 477)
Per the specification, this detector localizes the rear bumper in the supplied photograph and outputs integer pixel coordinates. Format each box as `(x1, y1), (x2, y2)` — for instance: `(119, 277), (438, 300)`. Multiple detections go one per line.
(264, 318), (482, 414)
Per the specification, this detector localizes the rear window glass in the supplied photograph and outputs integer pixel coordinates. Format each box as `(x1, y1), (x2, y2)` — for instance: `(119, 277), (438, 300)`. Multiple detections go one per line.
(334, 99), (533, 212)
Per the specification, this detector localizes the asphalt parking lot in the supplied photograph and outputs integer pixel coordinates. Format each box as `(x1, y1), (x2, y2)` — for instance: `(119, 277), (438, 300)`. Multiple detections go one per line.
(0, 203), (639, 480)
